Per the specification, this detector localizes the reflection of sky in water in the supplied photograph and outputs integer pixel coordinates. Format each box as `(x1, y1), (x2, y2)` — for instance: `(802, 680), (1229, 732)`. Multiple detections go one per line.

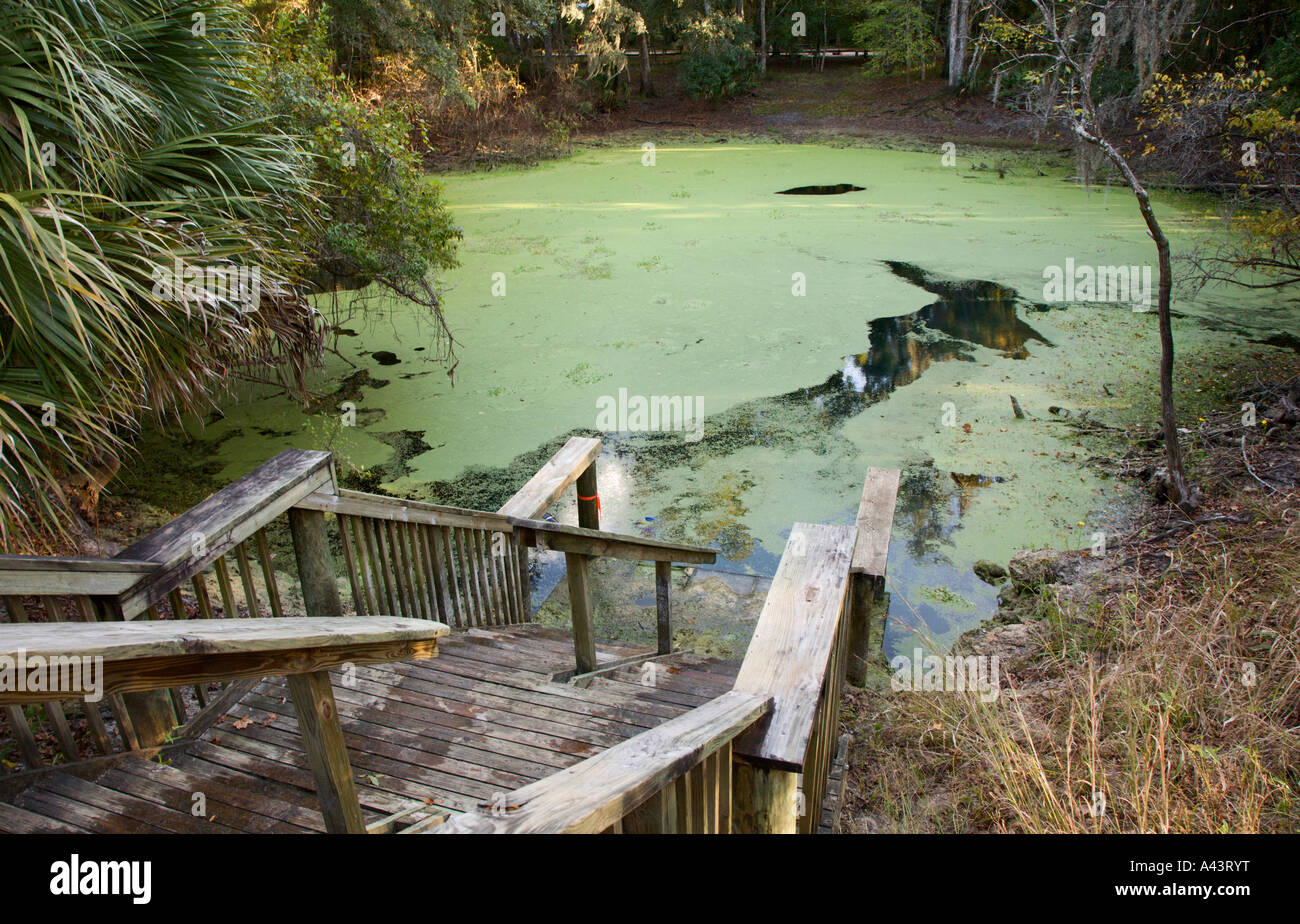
(528, 263), (1054, 657)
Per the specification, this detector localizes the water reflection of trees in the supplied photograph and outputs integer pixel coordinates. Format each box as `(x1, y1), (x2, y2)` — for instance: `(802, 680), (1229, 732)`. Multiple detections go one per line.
(781, 261), (1053, 424)
(894, 464), (961, 563)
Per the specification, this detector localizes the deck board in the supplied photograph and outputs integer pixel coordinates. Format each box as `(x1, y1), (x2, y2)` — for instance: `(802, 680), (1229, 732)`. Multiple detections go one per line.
(3, 624), (740, 833)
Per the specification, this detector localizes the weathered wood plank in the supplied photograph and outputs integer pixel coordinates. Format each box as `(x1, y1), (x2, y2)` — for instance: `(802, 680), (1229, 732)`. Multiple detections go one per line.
(0, 557), (158, 596)
(116, 449), (335, 618)
(234, 542), (261, 620)
(851, 467), (900, 576)
(0, 800), (83, 833)
(565, 553), (597, 675)
(296, 489), (513, 533)
(655, 561), (672, 655)
(286, 669), (367, 833)
(0, 615), (447, 664)
(732, 523), (855, 771)
(514, 518), (716, 565)
(497, 436), (602, 520)
(433, 691), (770, 834)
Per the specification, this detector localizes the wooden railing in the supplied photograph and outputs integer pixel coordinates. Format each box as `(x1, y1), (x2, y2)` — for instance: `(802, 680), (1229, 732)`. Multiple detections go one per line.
(0, 438), (718, 768)
(436, 691), (772, 833)
(494, 435), (718, 671)
(436, 519), (863, 835)
(846, 467), (900, 686)
(0, 449), (338, 758)
(0, 439), (897, 833)
(0, 614), (447, 832)
(295, 490), (530, 629)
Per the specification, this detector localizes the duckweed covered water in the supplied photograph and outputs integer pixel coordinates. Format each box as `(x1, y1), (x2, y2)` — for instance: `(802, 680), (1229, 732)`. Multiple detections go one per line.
(137, 142), (1299, 658)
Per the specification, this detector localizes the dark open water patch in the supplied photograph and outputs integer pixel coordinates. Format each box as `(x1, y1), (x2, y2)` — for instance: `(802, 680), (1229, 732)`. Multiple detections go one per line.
(776, 184), (865, 195)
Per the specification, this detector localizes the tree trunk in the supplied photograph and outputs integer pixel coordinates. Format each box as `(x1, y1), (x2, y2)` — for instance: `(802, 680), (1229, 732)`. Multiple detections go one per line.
(638, 31), (653, 95)
(956, 0), (971, 81)
(1087, 129), (1197, 508)
(948, 0), (970, 87)
(759, 0), (767, 75)
(947, 0), (960, 86)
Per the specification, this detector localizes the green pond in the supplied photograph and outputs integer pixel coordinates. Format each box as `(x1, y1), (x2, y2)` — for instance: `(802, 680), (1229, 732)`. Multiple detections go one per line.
(136, 140), (1299, 659)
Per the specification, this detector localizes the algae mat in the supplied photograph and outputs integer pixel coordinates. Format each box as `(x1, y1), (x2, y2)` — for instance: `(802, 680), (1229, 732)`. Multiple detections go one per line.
(140, 142), (1297, 658)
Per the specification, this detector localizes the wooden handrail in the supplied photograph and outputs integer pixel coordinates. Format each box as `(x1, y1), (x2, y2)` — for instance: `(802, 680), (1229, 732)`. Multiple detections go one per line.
(733, 523), (855, 771)
(0, 615), (447, 702)
(114, 449), (335, 619)
(497, 436), (602, 520)
(847, 467), (900, 686)
(728, 522), (856, 833)
(0, 557), (159, 596)
(509, 517), (717, 565)
(851, 467), (900, 578)
(295, 489), (515, 533)
(0, 615), (448, 833)
(435, 691), (771, 834)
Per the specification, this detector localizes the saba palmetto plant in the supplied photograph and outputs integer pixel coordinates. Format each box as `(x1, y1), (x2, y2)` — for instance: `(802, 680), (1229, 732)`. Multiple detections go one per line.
(0, 0), (322, 549)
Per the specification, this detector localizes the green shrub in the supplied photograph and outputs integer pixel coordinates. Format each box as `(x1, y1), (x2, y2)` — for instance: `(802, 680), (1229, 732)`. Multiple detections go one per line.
(678, 14), (758, 101)
(253, 8), (461, 297)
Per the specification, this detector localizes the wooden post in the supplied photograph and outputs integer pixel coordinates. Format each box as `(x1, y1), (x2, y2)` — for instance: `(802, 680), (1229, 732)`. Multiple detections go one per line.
(286, 670), (366, 834)
(848, 467), (900, 688)
(565, 552), (597, 674)
(623, 784), (678, 833)
(289, 508), (344, 619)
(655, 561), (672, 655)
(80, 596), (175, 749)
(576, 462), (600, 531)
(731, 758), (800, 834)
(846, 573), (882, 687)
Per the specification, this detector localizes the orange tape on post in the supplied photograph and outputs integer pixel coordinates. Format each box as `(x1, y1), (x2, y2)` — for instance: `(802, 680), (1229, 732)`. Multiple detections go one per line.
(577, 493), (601, 513)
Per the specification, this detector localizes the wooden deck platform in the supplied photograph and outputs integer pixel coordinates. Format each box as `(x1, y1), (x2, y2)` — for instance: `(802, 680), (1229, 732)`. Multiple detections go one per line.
(0, 625), (740, 834)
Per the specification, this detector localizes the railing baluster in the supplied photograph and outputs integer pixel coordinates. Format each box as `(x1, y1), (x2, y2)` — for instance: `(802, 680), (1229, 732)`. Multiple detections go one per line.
(418, 525), (449, 625)
(452, 528), (477, 626)
(234, 541), (262, 620)
(386, 520), (413, 618)
(347, 516), (377, 616)
(191, 573), (213, 619)
(470, 530), (493, 626)
(4, 704), (41, 768)
(213, 555), (239, 618)
(410, 522), (435, 621)
(719, 742), (733, 834)
(391, 520), (417, 619)
(482, 530), (504, 625)
(33, 598), (85, 761)
(366, 518), (398, 617)
(515, 531), (529, 620)
(337, 514), (366, 616)
(73, 596), (140, 751)
(404, 522), (430, 620)
(255, 528), (285, 618)
(65, 598), (116, 745)
(435, 525), (463, 629)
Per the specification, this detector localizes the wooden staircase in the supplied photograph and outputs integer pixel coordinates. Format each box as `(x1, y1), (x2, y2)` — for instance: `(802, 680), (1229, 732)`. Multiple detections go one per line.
(0, 437), (900, 835)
